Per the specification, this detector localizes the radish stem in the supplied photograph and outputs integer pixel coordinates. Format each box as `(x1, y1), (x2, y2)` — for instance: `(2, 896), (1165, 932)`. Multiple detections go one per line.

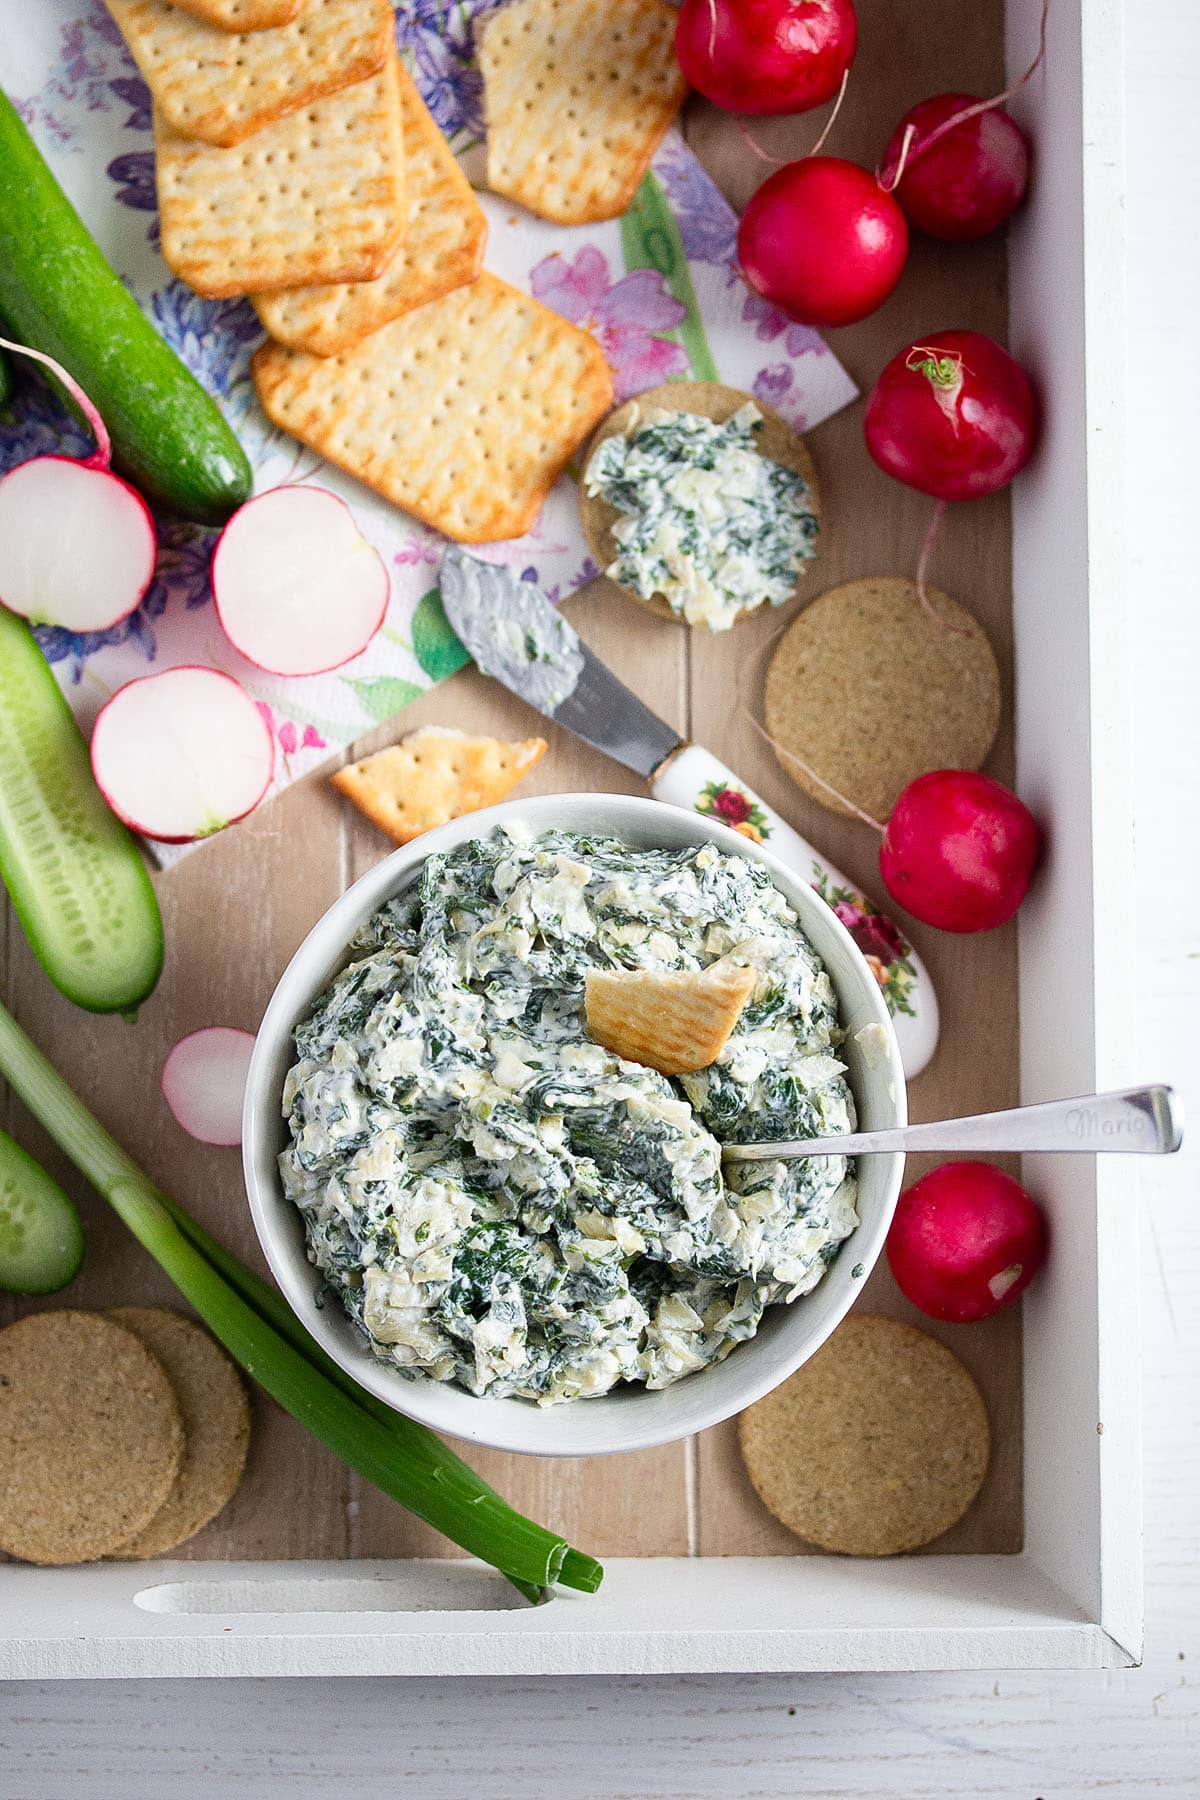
(877, 0), (1048, 192)
(0, 333), (111, 470)
(0, 1000), (603, 1597)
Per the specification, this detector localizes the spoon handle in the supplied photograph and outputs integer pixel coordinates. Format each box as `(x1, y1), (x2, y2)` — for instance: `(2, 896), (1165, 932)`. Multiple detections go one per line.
(720, 1085), (1185, 1161)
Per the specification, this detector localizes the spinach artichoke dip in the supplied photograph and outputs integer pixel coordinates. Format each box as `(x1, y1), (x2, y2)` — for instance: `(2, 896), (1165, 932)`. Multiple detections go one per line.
(585, 404), (819, 632)
(280, 827), (857, 1406)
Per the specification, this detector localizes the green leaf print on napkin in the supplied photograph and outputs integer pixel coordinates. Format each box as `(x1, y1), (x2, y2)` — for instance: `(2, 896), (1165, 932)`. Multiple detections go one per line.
(620, 173), (720, 384)
(342, 676), (425, 724)
(412, 588), (470, 681)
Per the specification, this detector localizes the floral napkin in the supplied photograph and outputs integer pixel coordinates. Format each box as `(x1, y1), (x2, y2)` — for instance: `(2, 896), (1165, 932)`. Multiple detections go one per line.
(0, 1), (857, 860)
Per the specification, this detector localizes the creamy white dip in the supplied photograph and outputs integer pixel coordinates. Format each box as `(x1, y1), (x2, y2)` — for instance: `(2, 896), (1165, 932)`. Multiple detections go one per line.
(585, 404), (819, 632)
(280, 827), (856, 1405)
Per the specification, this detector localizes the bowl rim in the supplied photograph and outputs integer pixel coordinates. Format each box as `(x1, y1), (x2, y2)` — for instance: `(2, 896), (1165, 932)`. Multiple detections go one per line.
(242, 793), (907, 1457)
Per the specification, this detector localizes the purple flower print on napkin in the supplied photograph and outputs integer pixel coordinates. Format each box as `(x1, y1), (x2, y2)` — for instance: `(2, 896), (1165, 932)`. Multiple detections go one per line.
(108, 75), (152, 133)
(741, 288), (827, 357)
(149, 283), (263, 417)
(107, 149), (157, 212)
(34, 586), (170, 683)
(530, 247), (688, 401)
(652, 138), (740, 269)
(741, 293), (830, 428)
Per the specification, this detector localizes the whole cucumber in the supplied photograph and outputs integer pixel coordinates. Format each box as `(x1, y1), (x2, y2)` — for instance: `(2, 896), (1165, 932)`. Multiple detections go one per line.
(0, 89), (252, 524)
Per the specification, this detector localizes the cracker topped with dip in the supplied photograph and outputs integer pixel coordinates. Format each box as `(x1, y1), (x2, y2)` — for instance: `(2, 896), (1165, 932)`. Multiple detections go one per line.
(582, 382), (821, 632)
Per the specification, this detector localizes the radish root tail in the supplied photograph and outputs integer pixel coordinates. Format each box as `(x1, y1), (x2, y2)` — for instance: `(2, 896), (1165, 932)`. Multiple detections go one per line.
(877, 0), (1049, 189)
(735, 621), (888, 834)
(0, 333), (112, 470)
(735, 68), (851, 167)
(914, 498), (973, 637)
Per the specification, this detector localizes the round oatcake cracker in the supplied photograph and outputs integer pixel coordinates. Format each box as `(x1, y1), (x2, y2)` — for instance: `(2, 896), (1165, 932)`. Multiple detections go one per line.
(0, 1310), (184, 1565)
(109, 1307), (251, 1558)
(580, 381), (820, 625)
(739, 1314), (990, 1556)
(763, 577), (1001, 822)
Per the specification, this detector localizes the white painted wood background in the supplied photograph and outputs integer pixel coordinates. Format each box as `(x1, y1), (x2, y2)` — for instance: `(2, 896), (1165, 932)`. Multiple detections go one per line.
(0, 0), (1196, 1791)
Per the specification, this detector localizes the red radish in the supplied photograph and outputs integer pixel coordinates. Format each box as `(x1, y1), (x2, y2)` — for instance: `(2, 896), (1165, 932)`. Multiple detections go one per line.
(880, 769), (1040, 933)
(738, 157), (908, 327)
(0, 336), (155, 632)
(212, 486), (389, 677)
(881, 93), (1030, 242)
(864, 330), (1037, 500)
(887, 1161), (1047, 1322)
(91, 665), (274, 842)
(162, 1026), (256, 1147)
(674, 0), (857, 116)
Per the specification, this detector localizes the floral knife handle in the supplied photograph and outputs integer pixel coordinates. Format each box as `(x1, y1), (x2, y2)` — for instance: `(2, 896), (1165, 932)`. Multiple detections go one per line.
(653, 745), (938, 1079)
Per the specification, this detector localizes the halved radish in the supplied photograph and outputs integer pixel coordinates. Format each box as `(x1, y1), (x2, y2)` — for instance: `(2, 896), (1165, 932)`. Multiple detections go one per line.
(0, 336), (156, 633)
(212, 486), (388, 676)
(162, 1026), (256, 1146)
(91, 666), (274, 842)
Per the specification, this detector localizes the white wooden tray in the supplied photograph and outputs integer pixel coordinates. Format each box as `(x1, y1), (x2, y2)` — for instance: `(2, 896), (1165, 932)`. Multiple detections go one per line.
(0, 0), (1138, 1675)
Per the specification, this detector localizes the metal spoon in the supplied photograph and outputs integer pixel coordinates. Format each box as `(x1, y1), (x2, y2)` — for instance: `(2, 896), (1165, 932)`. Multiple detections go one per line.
(720, 1085), (1184, 1161)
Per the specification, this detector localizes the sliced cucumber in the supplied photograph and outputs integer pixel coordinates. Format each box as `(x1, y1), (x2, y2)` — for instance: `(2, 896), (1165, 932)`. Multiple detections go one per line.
(0, 609), (163, 1012)
(0, 1127), (84, 1293)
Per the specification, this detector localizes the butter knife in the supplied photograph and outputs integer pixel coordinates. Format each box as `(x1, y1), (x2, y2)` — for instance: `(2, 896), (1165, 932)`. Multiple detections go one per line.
(438, 548), (939, 1078)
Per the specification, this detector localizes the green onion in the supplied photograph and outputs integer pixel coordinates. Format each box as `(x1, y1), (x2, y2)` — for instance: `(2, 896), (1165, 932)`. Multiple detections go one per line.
(0, 1001), (602, 1597)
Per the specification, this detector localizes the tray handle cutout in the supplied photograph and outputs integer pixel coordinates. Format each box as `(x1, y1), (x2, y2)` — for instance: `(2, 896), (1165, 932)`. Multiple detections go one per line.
(134, 1569), (530, 1616)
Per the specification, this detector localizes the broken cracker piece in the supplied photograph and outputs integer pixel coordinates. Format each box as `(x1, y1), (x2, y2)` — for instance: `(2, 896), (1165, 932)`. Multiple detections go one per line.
(155, 55), (406, 299)
(478, 0), (688, 224)
(584, 961), (756, 1076)
(253, 61), (487, 355)
(106, 0), (393, 149)
(332, 726), (548, 844)
(253, 273), (614, 541)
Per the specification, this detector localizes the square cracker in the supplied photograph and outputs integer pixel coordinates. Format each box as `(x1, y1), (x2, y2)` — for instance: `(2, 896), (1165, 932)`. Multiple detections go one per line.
(584, 962), (757, 1076)
(252, 63), (487, 356)
(332, 727), (548, 844)
(253, 272), (614, 542)
(169, 0), (302, 29)
(105, 0), (393, 148)
(478, 0), (688, 224)
(156, 57), (406, 299)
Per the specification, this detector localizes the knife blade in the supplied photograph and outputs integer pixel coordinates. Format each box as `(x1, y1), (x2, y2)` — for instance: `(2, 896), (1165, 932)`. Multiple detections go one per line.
(439, 545), (681, 776)
(439, 548), (938, 1077)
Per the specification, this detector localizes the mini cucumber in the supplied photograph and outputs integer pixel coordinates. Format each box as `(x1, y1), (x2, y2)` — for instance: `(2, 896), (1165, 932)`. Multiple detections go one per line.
(0, 88), (252, 524)
(0, 1127), (84, 1294)
(0, 609), (163, 1012)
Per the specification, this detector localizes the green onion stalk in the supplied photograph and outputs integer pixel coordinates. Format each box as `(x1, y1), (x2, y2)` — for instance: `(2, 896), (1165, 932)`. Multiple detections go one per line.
(0, 1002), (602, 1600)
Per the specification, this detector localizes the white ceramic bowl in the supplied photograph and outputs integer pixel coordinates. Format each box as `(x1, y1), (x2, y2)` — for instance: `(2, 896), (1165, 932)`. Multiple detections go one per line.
(243, 794), (907, 1456)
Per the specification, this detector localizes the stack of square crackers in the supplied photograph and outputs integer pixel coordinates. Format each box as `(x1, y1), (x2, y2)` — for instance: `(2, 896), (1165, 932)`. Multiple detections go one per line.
(106, 0), (688, 543)
(102, 0), (690, 843)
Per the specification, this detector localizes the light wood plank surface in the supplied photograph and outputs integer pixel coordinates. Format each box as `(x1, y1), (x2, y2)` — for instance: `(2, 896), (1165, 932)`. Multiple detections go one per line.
(0, 0), (1026, 1567)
